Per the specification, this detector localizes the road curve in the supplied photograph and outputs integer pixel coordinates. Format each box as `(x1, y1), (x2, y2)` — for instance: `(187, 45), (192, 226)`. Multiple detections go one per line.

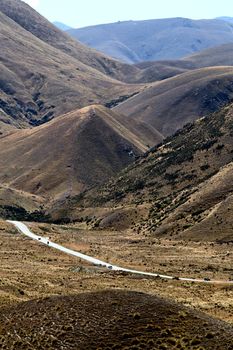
(7, 220), (233, 285)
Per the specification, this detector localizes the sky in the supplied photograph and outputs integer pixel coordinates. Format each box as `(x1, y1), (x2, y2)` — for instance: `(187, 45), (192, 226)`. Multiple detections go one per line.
(23, 0), (233, 28)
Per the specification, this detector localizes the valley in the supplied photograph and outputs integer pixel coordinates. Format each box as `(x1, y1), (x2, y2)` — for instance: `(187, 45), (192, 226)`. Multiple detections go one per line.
(0, 0), (233, 348)
(1, 220), (233, 324)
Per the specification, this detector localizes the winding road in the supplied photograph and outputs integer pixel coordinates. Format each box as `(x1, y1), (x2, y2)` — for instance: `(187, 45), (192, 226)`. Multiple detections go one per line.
(7, 220), (233, 285)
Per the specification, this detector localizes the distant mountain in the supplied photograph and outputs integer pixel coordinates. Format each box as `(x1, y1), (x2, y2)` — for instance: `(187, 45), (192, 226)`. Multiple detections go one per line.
(67, 18), (233, 63)
(53, 21), (72, 31)
(3, 0), (233, 223)
(216, 17), (233, 24)
(133, 42), (233, 83)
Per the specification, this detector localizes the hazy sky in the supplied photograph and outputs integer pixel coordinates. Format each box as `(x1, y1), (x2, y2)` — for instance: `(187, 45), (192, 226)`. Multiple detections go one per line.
(23, 0), (233, 28)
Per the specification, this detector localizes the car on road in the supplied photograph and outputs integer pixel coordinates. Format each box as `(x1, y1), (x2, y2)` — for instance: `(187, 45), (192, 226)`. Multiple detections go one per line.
(172, 276), (180, 280)
(204, 277), (210, 281)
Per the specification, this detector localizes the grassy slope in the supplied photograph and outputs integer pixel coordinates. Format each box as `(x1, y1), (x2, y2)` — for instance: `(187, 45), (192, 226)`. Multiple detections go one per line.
(0, 105), (147, 200)
(0, 2), (142, 134)
(0, 290), (232, 349)
(186, 42), (233, 68)
(134, 42), (233, 83)
(62, 103), (233, 240)
(0, 0), (138, 80)
(115, 66), (233, 141)
(0, 183), (46, 220)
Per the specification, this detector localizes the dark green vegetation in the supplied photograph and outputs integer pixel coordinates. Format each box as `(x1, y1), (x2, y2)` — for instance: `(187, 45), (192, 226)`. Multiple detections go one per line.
(0, 205), (49, 222)
(0, 290), (232, 349)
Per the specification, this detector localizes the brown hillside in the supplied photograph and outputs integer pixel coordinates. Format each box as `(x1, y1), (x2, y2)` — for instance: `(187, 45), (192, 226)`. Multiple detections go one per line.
(132, 59), (194, 83)
(162, 162), (233, 242)
(0, 5), (141, 134)
(115, 66), (233, 140)
(0, 0), (139, 80)
(0, 183), (45, 220)
(60, 103), (233, 240)
(0, 290), (232, 349)
(0, 105), (145, 200)
(130, 43), (233, 83)
(186, 42), (233, 68)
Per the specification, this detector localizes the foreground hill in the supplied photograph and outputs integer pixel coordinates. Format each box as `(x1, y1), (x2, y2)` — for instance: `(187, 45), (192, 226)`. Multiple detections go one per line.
(115, 66), (233, 139)
(58, 103), (233, 241)
(0, 0), (141, 134)
(1, 290), (232, 349)
(68, 18), (233, 63)
(0, 105), (146, 200)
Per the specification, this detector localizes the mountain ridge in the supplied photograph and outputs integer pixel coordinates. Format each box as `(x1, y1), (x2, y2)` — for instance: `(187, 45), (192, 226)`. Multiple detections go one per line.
(53, 21), (72, 31)
(56, 102), (233, 241)
(0, 105), (146, 201)
(67, 17), (233, 63)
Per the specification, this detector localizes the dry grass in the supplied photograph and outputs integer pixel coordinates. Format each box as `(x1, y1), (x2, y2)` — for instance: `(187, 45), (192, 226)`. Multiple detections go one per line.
(0, 2), (142, 134)
(0, 0), (137, 80)
(115, 66), (233, 141)
(1, 290), (233, 349)
(0, 105), (148, 201)
(69, 103), (233, 241)
(1, 221), (233, 324)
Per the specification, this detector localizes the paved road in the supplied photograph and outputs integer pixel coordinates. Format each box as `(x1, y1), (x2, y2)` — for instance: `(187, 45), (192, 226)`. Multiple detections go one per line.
(7, 220), (233, 284)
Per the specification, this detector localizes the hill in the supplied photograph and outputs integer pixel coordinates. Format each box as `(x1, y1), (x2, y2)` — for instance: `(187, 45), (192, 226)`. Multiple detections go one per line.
(0, 290), (232, 349)
(53, 21), (72, 31)
(217, 17), (233, 24)
(0, 183), (45, 220)
(124, 42), (233, 84)
(185, 43), (233, 68)
(67, 18), (233, 63)
(0, 0), (141, 134)
(0, 0), (135, 78)
(58, 102), (233, 241)
(115, 66), (233, 140)
(131, 59), (194, 83)
(0, 105), (146, 201)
